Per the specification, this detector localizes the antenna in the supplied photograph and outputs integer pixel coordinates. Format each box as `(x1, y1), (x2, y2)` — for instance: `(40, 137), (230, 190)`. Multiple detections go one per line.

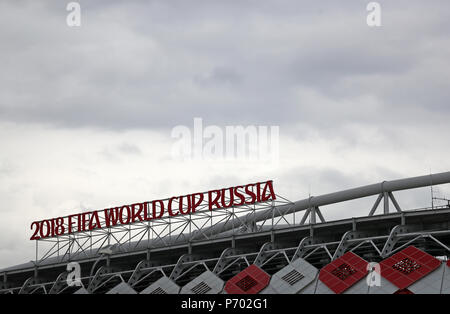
(431, 185), (450, 208)
(308, 184), (311, 224)
(430, 169), (434, 209)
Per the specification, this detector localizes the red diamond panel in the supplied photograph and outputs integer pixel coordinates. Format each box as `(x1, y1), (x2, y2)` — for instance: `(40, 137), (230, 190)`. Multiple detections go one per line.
(235, 275), (258, 291)
(379, 246), (441, 290)
(394, 288), (414, 294)
(318, 252), (369, 294)
(224, 264), (270, 294)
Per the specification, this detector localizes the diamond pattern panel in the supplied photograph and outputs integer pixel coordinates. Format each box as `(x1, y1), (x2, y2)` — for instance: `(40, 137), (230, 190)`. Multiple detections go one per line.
(236, 275), (258, 291)
(282, 269), (304, 285)
(191, 282), (212, 294)
(150, 287), (167, 294)
(392, 258), (421, 274)
(224, 264), (270, 294)
(140, 276), (180, 294)
(106, 282), (137, 294)
(394, 288), (414, 294)
(268, 258), (318, 294)
(409, 262), (445, 294)
(379, 246), (441, 289)
(180, 270), (224, 294)
(318, 252), (369, 294)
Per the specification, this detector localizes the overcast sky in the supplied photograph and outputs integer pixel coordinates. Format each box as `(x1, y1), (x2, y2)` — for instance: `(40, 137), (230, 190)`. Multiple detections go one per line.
(1, 1), (450, 268)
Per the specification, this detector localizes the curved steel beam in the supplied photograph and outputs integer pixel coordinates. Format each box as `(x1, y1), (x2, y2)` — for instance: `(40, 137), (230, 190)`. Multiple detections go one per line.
(169, 254), (195, 281)
(192, 171), (450, 239)
(213, 248), (236, 275)
(48, 272), (68, 294)
(253, 242), (276, 267)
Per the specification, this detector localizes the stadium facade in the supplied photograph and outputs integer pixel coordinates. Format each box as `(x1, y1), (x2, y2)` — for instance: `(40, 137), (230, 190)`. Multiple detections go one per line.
(1, 172), (450, 294)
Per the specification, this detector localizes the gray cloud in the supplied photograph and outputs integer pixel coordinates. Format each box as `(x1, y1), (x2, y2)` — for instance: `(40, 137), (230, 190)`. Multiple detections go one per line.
(0, 1), (449, 131)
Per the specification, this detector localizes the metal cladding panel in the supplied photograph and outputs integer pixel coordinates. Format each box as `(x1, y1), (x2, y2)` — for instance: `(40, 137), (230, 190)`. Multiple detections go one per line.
(73, 287), (89, 294)
(140, 276), (180, 294)
(298, 277), (318, 294)
(224, 264), (270, 294)
(408, 262), (445, 294)
(314, 280), (334, 294)
(441, 261), (450, 294)
(318, 252), (369, 294)
(180, 270), (224, 294)
(268, 258), (318, 294)
(259, 285), (277, 294)
(106, 282), (137, 294)
(379, 246), (441, 290)
(343, 275), (370, 294)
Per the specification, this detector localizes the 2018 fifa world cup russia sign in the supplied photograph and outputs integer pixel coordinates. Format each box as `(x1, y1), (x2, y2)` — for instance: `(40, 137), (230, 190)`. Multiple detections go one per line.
(30, 180), (276, 240)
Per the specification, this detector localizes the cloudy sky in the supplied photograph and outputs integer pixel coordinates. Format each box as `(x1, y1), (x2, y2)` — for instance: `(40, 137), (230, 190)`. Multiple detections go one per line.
(1, 1), (450, 268)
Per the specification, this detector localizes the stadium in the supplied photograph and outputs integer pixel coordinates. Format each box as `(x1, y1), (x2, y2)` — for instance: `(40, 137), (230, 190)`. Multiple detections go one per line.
(1, 171), (449, 294)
